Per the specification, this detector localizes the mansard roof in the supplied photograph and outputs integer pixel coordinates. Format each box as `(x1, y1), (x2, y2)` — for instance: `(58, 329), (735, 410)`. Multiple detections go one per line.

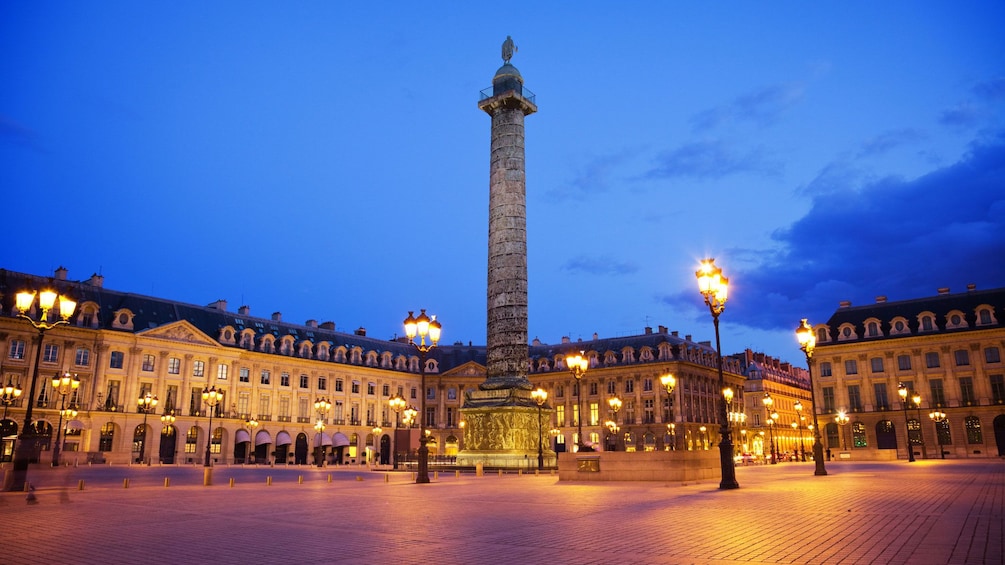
(821, 285), (1005, 345)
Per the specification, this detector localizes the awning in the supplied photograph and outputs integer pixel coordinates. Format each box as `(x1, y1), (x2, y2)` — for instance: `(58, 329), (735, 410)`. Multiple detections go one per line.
(235, 429), (250, 444)
(332, 432), (350, 447)
(254, 430), (272, 446)
(276, 431), (292, 446)
(313, 432), (332, 447)
(65, 419), (84, 431)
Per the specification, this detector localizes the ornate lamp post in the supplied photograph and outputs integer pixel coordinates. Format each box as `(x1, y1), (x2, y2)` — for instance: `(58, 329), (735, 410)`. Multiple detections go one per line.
(835, 411), (850, 451)
(372, 426), (383, 465)
(695, 258), (739, 489)
(161, 411), (177, 463)
(50, 372), (80, 467)
(699, 425), (708, 449)
(794, 400), (806, 462)
(912, 392), (925, 456)
(403, 309), (441, 484)
(762, 392), (777, 464)
(929, 410), (947, 459)
(531, 388), (548, 469)
(660, 373), (677, 450)
(8, 288), (76, 491)
(314, 397), (331, 467)
(136, 391), (159, 465)
(1, 380), (23, 421)
(897, 383), (915, 462)
(388, 393), (406, 469)
(244, 416), (259, 464)
(795, 319), (828, 475)
(202, 386), (223, 467)
(766, 413), (779, 462)
(565, 351), (589, 451)
(607, 395), (622, 450)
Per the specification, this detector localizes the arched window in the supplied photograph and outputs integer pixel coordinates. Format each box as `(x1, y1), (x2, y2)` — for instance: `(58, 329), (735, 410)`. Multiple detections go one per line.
(965, 416), (983, 444)
(825, 422), (840, 449)
(907, 419), (922, 445)
(185, 428), (198, 454)
(852, 422), (868, 447)
(99, 422), (115, 452)
(935, 419), (952, 446)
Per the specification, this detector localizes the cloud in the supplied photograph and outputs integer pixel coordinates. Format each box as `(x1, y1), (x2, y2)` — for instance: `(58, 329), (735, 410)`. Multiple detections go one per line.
(661, 131), (1005, 332)
(546, 151), (631, 201)
(690, 83), (804, 131)
(973, 76), (1005, 101)
(939, 102), (982, 129)
(563, 255), (638, 276)
(856, 128), (926, 158)
(645, 140), (783, 180)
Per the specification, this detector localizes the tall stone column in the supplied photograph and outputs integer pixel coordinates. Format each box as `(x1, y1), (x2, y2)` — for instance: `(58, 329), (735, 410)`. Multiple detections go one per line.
(458, 37), (554, 470)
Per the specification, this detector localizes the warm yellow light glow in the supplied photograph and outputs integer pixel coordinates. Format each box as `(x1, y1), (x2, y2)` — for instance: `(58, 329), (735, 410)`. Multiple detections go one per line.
(565, 352), (589, 376)
(38, 290), (58, 311)
(722, 387), (734, 403)
(794, 400), (803, 412)
(796, 318), (815, 354)
(531, 388), (548, 405)
(15, 291), (35, 313)
(912, 393), (921, 407)
(608, 396), (622, 412)
(403, 311), (417, 339)
(898, 382), (908, 400)
(415, 309), (430, 338)
(660, 373), (676, 393)
(762, 392), (773, 408)
(58, 296), (77, 320)
(428, 316), (441, 345)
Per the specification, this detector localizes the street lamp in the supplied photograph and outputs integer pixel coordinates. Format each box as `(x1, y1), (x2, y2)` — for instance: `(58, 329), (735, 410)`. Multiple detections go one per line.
(50, 372), (80, 467)
(929, 411), (947, 459)
(202, 386), (223, 467)
(565, 351), (589, 452)
(531, 388), (548, 469)
(136, 391), (159, 465)
(835, 411), (850, 451)
(607, 395), (622, 451)
(762, 392), (777, 465)
(403, 309), (441, 484)
(244, 416), (259, 464)
(695, 258), (739, 489)
(314, 397), (331, 467)
(388, 393), (406, 469)
(912, 392), (925, 456)
(795, 319), (828, 476)
(1, 380), (23, 421)
(8, 287), (76, 491)
(660, 373), (677, 450)
(372, 426), (383, 466)
(794, 400), (806, 462)
(897, 383), (915, 462)
(766, 412), (779, 463)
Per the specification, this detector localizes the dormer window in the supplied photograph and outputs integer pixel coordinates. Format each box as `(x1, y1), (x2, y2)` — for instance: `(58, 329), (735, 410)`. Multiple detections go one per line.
(920, 314), (935, 332)
(946, 311), (968, 330)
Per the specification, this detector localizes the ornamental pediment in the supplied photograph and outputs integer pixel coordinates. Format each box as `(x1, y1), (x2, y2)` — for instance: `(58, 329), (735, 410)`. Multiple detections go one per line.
(138, 320), (220, 347)
(441, 360), (486, 378)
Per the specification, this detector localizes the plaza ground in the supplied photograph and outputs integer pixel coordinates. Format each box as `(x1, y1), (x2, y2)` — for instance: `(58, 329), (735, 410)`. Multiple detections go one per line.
(1, 459), (1001, 564)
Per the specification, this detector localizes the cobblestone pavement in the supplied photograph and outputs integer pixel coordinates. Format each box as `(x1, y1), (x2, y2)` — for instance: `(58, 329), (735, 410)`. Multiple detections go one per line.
(1, 459), (1001, 564)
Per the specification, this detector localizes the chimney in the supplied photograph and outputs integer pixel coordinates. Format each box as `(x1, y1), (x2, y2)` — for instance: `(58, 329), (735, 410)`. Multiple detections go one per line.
(55, 266), (68, 280)
(644, 326), (653, 335)
(354, 327), (366, 336)
(305, 319), (318, 328)
(87, 273), (104, 288)
(272, 312), (282, 322)
(592, 332), (599, 340)
(238, 305), (251, 316)
(671, 330), (679, 337)
(937, 287), (950, 295)
(685, 334), (692, 342)
(839, 300), (852, 309)
(320, 321), (335, 331)
(780, 362), (791, 372)
(876, 296), (887, 303)
(532, 337), (541, 346)
(207, 300), (227, 311)
(967, 283), (976, 292)
(561, 336), (571, 344)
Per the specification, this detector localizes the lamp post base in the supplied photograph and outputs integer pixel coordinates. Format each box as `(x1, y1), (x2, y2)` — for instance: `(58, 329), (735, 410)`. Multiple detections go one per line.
(416, 439), (430, 484)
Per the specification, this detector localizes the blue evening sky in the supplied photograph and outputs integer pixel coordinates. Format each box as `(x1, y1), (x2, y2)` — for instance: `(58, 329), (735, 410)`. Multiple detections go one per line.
(3, 2), (1004, 367)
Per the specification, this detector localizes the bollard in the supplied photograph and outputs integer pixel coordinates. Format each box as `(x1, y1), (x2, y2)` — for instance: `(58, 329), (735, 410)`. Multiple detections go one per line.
(298, 475), (303, 484)
(266, 476), (272, 486)
(434, 471), (438, 480)
(455, 470), (460, 478)
(229, 478), (235, 488)
(78, 479), (85, 491)
(204, 468), (213, 486)
(123, 478), (129, 489)
(475, 462), (484, 477)
(327, 474), (332, 483)
(498, 469), (503, 477)
(535, 469), (539, 476)
(385, 474), (389, 483)
(518, 469), (523, 476)
(164, 477), (170, 488)
(356, 476), (363, 481)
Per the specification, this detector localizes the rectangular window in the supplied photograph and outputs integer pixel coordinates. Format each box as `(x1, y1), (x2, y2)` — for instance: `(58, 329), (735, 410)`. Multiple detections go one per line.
(240, 368), (250, 383)
(110, 351), (124, 369)
(318, 376), (327, 391)
(165, 385), (178, 413)
(410, 387), (416, 399)
(556, 405), (565, 426)
(425, 406), (435, 427)
(189, 387), (202, 416)
(447, 387), (457, 400)
(446, 407), (455, 427)
(217, 364), (228, 380)
(426, 386), (435, 400)
(954, 349), (970, 366)
(260, 370), (270, 385)
(572, 404), (580, 426)
(9, 340), (26, 360)
(168, 357), (181, 374)
(105, 380), (121, 410)
(873, 383), (889, 411)
(925, 352), (940, 368)
(351, 381), (360, 394)
(897, 355), (912, 371)
(848, 385), (862, 412)
(643, 398), (654, 423)
(382, 384), (390, 396)
(75, 347), (90, 366)
(258, 394), (270, 418)
(367, 382), (376, 395)
(193, 361), (205, 377)
(42, 343), (59, 363)
(870, 357), (884, 373)
(929, 379), (946, 407)
(333, 401), (344, 422)
(984, 347), (1001, 364)
(589, 382), (598, 396)
(822, 387), (835, 413)
(142, 354), (155, 372)
(607, 381), (616, 395)
(819, 362), (832, 377)
(184, 428), (198, 453)
(625, 380), (634, 393)
(298, 397), (310, 421)
(237, 392), (250, 416)
(844, 360), (858, 375)
(300, 374), (309, 388)
(589, 402), (599, 426)
(333, 378), (342, 392)
(960, 377), (975, 406)
(279, 396), (290, 419)
(280, 372), (290, 387)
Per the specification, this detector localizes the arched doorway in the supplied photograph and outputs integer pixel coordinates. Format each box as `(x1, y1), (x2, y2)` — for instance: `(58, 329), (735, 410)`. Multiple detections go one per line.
(1, 419), (18, 462)
(993, 415), (1005, 456)
(275, 431), (292, 464)
(605, 433), (617, 451)
(160, 426), (177, 463)
(30, 421), (52, 463)
(254, 430), (272, 464)
(234, 428), (251, 463)
(380, 434), (391, 464)
(332, 432), (350, 464)
(876, 420), (897, 450)
(294, 433), (308, 465)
